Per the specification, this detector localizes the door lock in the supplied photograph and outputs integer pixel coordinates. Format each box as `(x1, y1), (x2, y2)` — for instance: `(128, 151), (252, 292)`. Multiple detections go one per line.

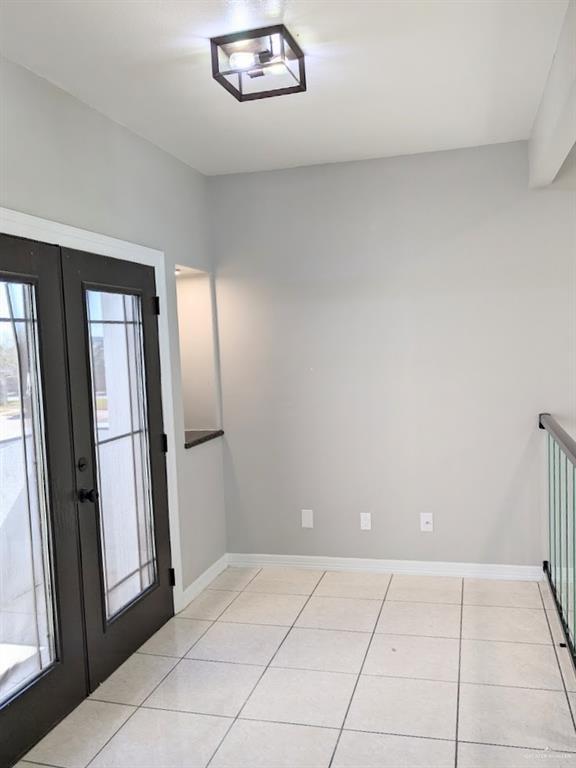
(78, 488), (99, 504)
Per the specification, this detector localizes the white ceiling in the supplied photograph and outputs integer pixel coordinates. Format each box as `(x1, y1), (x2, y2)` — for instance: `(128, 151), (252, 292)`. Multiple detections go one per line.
(0, 0), (568, 175)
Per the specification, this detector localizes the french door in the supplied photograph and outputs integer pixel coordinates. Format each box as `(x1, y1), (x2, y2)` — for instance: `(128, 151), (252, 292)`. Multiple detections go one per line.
(0, 235), (173, 766)
(0, 237), (86, 767)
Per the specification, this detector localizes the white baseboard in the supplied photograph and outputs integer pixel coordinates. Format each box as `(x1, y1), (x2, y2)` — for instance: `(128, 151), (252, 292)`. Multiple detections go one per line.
(173, 552), (543, 609)
(226, 552), (543, 582)
(174, 554), (229, 612)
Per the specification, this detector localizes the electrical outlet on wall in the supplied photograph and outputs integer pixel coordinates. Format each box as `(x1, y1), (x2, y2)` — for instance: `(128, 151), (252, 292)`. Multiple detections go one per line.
(420, 512), (434, 532)
(360, 512), (372, 530)
(301, 509), (314, 528)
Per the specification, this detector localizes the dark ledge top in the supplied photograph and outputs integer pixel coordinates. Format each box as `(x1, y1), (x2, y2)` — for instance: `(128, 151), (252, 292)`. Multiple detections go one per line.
(184, 429), (224, 449)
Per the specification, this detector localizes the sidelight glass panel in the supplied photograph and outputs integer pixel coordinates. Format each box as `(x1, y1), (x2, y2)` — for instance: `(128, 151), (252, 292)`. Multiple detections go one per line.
(86, 291), (156, 620)
(0, 280), (56, 705)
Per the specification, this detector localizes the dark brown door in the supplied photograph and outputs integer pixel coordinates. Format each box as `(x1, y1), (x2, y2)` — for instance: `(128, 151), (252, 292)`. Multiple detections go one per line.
(61, 248), (173, 688)
(0, 236), (173, 766)
(0, 235), (86, 767)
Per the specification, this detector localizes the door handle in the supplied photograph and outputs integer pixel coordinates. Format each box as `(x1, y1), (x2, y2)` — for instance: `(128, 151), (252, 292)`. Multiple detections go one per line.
(78, 488), (99, 504)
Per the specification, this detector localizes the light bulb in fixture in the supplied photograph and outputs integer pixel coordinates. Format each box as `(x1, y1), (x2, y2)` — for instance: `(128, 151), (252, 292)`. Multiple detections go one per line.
(229, 51), (256, 70)
(266, 62), (286, 76)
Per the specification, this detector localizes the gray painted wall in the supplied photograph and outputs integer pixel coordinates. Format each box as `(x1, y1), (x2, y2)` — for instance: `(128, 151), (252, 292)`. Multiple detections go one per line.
(2, 57), (575, 572)
(209, 142), (576, 566)
(0, 59), (226, 587)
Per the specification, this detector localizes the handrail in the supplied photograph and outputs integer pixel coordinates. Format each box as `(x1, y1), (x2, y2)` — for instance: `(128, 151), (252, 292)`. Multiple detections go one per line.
(539, 413), (576, 467)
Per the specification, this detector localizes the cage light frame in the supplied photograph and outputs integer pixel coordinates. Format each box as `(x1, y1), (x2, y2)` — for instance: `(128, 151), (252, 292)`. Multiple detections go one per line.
(210, 24), (306, 102)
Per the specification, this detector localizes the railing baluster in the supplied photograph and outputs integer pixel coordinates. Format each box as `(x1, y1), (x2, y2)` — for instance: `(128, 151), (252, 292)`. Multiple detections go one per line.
(549, 434), (554, 585)
(564, 453), (569, 613)
(540, 413), (576, 664)
(567, 453), (573, 641)
(561, 451), (563, 608)
(573, 464), (575, 646)
(556, 440), (560, 599)
(561, 447), (564, 616)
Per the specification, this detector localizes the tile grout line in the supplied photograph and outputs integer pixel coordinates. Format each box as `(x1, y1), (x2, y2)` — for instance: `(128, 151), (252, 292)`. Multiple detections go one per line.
(340, 728), (576, 755)
(148, 621), (558, 646)
(179, 567), (263, 621)
(454, 577), (464, 767)
(339, 599), (534, 610)
(457, 737), (576, 755)
(93, 655), (572, 691)
(193, 621), (375, 635)
(57, 570), (375, 768)
(22, 721), (576, 766)
(26, 572), (567, 767)
(88, 617), (215, 706)
(92, 663), (570, 694)
(204, 568), (329, 767)
(327, 573), (394, 768)
(538, 581), (576, 733)
(161, 621), (557, 645)
(80, 701), (136, 766)
(84, 617), (215, 766)
(136, 592), (566, 682)
(83, 568), (264, 767)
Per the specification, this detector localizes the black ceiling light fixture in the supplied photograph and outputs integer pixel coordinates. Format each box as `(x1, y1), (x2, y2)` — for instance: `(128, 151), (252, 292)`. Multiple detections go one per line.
(210, 24), (306, 102)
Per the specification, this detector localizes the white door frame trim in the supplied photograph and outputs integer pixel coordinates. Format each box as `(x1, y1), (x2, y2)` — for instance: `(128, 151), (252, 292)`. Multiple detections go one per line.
(0, 206), (184, 608)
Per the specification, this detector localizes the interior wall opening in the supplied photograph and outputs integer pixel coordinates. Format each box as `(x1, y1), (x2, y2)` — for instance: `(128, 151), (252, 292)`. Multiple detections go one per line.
(175, 266), (222, 448)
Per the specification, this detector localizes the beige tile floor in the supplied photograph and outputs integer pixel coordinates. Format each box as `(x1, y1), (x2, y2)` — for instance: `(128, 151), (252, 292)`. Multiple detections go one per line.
(16, 568), (576, 768)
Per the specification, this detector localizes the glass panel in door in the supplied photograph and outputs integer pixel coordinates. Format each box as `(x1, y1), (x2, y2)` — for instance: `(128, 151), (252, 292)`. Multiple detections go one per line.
(0, 280), (56, 705)
(85, 291), (157, 619)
